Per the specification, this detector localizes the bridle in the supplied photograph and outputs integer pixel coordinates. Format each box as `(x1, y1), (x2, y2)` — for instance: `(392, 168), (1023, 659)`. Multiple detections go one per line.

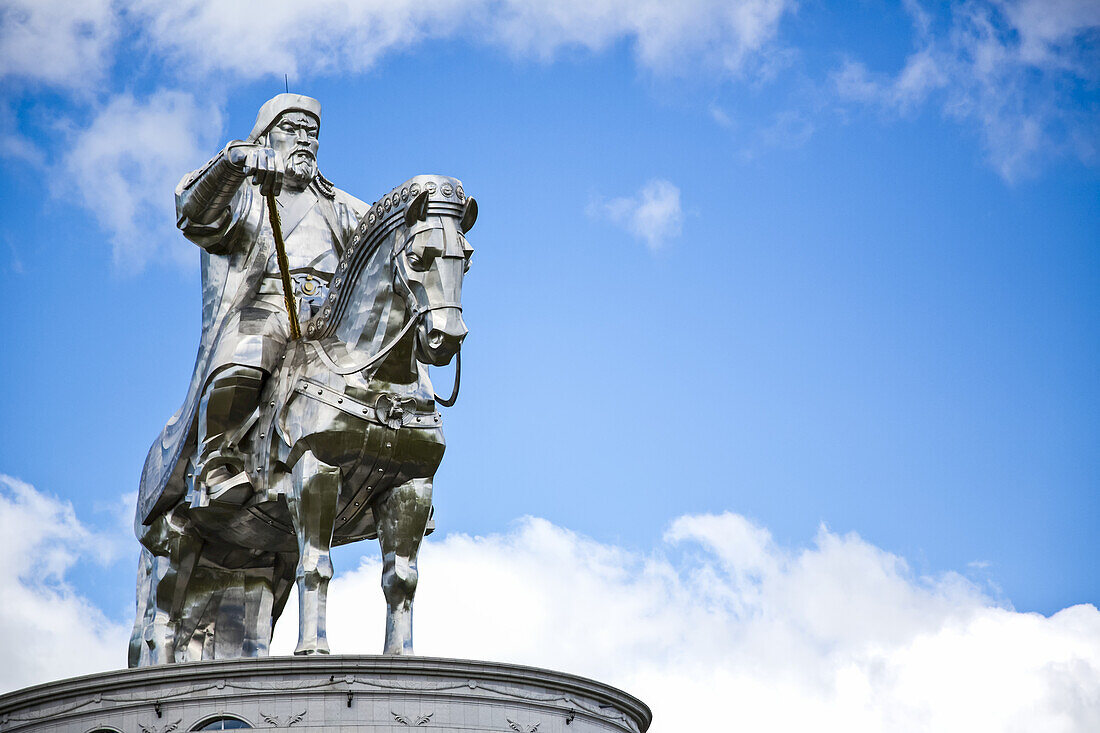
(307, 227), (463, 406)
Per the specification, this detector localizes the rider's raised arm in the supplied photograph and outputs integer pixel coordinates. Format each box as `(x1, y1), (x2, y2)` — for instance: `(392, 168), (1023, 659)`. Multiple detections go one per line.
(175, 140), (286, 253)
(174, 142), (251, 252)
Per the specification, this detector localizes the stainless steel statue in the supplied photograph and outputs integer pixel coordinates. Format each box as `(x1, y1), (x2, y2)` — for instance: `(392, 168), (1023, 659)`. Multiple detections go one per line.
(130, 93), (476, 666)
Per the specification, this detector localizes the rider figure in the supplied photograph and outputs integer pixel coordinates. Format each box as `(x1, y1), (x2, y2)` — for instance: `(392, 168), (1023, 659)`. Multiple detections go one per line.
(174, 93), (369, 504)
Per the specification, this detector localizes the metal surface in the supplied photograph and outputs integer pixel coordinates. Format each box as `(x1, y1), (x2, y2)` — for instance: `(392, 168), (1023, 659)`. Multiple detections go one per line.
(131, 94), (476, 666)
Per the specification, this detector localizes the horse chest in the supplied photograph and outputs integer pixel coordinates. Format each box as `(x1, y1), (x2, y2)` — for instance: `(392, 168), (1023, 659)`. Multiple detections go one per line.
(281, 378), (442, 491)
(326, 417), (443, 543)
(348, 416), (446, 483)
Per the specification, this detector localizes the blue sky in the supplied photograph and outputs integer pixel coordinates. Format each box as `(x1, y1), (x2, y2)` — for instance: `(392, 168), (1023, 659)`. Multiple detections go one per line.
(1, 1), (1098, 729)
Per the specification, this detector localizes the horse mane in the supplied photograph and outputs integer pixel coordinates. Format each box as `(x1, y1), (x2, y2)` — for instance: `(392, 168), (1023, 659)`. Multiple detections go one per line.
(308, 174), (467, 342)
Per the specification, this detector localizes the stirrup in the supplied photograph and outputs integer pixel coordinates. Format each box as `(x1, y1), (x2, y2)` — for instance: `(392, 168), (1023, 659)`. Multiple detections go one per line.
(192, 452), (253, 508)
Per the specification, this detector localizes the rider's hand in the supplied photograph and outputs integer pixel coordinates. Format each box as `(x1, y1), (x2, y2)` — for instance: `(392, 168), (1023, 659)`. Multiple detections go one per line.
(227, 143), (284, 198)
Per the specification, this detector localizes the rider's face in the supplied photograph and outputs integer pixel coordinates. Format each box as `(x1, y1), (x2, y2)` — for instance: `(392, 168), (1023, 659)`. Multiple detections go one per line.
(267, 111), (319, 165)
(267, 111), (319, 191)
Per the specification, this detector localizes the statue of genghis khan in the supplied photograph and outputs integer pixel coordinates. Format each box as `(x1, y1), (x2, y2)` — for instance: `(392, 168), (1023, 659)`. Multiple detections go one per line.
(131, 94), (367, 665)
(132, 90), (476, 666)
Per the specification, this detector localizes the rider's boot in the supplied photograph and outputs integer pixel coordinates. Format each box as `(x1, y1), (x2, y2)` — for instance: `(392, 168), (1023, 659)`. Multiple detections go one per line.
(190, 365), (265, 508)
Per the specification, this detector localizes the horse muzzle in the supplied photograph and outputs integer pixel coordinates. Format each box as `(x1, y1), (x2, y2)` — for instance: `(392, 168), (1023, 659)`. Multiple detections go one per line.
(416, 308), (466, 366)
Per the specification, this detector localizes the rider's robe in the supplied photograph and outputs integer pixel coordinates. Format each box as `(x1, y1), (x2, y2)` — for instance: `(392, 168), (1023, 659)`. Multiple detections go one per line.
(136, 164), (368, 530)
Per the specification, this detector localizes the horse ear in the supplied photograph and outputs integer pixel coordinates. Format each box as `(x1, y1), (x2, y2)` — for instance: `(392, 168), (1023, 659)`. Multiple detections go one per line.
(460, 197), (478, 233)
(404, 190), (430, 227)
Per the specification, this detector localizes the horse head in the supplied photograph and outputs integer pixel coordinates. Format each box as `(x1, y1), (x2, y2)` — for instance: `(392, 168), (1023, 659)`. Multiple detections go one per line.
(307, 175), (477, 379)
(394, 186), (476, 366)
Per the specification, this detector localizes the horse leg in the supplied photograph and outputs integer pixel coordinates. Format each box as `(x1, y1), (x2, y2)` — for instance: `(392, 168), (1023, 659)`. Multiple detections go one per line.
(287, 448), (339, 654)
(167, 531), (203, 661)
(375, 477), (433, 655)
(130, 520), (203, 666)
(269, 551), (297, 631)
(129, 547), (165, 667)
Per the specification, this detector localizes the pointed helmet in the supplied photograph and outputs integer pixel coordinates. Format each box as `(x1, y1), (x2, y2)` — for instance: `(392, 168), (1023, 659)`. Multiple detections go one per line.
(247, 93), (321, 142)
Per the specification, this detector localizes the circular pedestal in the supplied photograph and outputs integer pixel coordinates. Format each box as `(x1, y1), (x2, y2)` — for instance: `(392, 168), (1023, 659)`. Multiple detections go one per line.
(0, 656), (650, 733)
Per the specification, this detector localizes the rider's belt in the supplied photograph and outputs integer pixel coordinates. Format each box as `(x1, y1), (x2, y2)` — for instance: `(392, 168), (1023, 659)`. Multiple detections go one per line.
(259, 273), (330, 298)
(295, 378), (441, 429)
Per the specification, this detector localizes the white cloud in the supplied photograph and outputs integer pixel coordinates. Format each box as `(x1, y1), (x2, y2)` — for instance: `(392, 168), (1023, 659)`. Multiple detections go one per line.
(590, 178), (683, 251)
(1, 474), (1096, 731)
(487, 0), (792, 75)
(833, 0), (1100, 181)
(0, 0), (117, 90)
(1002, 0), (1100, 70)
(126, 0), (793, 80)
(126, 0), (465, 80)
(1, 0), (794, 87)
(271, 512), (1100, 733)
(0, 475), (130, 690)
(62, 90), (223, 271)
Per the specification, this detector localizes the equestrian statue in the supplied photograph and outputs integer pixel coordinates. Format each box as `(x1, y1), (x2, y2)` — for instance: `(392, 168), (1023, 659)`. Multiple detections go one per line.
(130, 93), (476, 665)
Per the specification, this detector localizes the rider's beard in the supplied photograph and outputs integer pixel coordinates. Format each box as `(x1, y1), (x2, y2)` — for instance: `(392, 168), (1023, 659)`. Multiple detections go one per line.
(285, 151), (317, 190)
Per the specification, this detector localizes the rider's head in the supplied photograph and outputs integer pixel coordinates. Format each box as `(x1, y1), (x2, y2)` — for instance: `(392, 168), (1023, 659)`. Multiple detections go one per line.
(249, 93), (321, 192)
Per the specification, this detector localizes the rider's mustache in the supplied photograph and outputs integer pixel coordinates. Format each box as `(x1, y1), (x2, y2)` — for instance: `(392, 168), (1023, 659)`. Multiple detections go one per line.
(286, 154), (317, 183)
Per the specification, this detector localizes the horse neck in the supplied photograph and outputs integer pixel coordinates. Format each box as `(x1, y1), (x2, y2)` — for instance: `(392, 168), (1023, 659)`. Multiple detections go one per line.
(331, 233), (417, 385)
(371, 299), (417, 384)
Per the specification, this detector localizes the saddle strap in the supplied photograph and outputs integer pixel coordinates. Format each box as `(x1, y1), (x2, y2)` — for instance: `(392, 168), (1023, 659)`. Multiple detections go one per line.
(294, 378), (441, 429)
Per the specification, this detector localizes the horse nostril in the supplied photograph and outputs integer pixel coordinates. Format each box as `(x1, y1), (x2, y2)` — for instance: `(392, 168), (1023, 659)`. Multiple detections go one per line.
(428, 330), (445, 349)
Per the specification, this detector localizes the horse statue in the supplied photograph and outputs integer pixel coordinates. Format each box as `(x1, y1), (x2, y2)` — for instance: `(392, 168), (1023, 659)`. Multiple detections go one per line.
(130, 175), (476, 664)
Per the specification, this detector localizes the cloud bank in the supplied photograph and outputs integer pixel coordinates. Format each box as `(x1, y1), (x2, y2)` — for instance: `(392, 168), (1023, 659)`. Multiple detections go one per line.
(0, 0), (116, 90)
(0, 476), (130, 690)
(273, 513), (1100, 732)
(2, 0), (794, 90)
(1, 475), (1097, 729)
(62, 91), (223, 269)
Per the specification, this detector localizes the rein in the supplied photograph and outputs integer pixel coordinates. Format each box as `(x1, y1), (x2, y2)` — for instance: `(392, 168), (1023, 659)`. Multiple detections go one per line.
(307, 292), (463, 408)
(434, 350), (460, 407)
(307, 306), (462, 407)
